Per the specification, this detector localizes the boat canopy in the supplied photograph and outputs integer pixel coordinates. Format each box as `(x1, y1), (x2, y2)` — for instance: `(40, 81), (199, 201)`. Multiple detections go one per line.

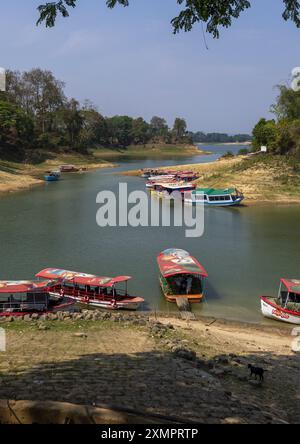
(192, 188), (236, 196)
(69, 275), (132, 288)
(36, 268), (96, 280)
(157, 249), (208, 278)
(281, 279), (300, 295)
(0, 280), (52, 294)
(35, 269), (131, 288)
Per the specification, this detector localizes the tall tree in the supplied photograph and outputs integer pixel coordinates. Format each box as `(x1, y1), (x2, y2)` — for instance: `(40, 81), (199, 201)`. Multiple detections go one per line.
(172, 117), (187, 140)
(6, 69), (66, 134)
(150, 116), (168, 141)
(37, 1), (300, 38)
(0, 100), (34, 151)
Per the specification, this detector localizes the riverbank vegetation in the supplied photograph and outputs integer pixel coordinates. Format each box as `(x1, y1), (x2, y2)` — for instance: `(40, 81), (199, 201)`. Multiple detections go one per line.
(0, 68), (194, 164)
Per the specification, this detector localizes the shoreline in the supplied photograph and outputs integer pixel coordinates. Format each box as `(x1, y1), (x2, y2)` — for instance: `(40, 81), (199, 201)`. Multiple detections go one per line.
(0, 143), (204, 196)
(124, 154), (300, 205)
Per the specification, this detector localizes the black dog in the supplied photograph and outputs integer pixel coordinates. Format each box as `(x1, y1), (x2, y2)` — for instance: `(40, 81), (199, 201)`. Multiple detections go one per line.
(248, 364), (265, 381)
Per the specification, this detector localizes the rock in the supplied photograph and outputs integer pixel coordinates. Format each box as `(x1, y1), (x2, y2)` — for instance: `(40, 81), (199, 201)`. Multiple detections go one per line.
(23, 315), (32, 322)
(31, 313), (40, 321)
(38, 323), (49, 331)
(216, 356), (229, 365)
(5, 317), (14, 323)
(73, 333), (88, 338)
(174, 348), (197, 361)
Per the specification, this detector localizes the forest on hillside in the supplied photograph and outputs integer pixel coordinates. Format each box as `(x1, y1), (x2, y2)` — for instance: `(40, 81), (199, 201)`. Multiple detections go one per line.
(0, 69), (192, 160)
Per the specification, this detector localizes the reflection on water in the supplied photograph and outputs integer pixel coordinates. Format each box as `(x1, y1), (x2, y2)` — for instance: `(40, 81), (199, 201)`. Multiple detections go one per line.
(0, 145), (299, 324)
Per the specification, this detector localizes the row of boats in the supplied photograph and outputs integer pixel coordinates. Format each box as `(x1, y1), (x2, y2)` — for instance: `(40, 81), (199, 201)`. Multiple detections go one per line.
(0, 249), (299, 325)
(141, 168), (244, 206)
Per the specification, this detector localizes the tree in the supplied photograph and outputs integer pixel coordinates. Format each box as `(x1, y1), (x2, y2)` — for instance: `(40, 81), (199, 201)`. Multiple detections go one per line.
(150, 116), (168, 142)
(106, 115), (134, 147)
(37, 1), (300, 38)
(6, 69), (66, 134)
(0, 101), (34, 150)
(252, 118), (279, 152)
(131, 117), (150, 145)
(80, 106), (109, 147)
(172, 117), (187, 141)
(271, 85), (300, 121)
(59, 98), (83, 148)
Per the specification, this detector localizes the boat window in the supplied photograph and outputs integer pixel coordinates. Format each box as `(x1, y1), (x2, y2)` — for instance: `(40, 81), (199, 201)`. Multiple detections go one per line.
(63, 281), (74, 289)
(289, 292), (300, 304)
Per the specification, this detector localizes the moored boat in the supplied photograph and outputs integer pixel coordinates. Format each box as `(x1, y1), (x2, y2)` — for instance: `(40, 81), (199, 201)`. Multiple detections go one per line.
(60, 165), (80, 173)
(35, 268), (144, 311)
(260, 279), (300, 324)
(151, 182), (196, 200)
(44, 171), (61, 182)
(0, 280), (74, 317)
(157, 249), (208, 303)
(184, 188), (244, 206)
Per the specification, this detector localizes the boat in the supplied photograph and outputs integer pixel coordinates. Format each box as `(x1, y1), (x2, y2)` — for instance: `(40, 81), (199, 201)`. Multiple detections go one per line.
(0, 280), (74, 317)
(60, 165), (80, 173)
(141, 169), (176, 178)
(151, 182), (196, 200)
(260, 279), (300, 324)
(157, 249), (208, 303)
(35, 268), (145, 311)
(184, 188), (244, 206)
(44, 171), (61, 182)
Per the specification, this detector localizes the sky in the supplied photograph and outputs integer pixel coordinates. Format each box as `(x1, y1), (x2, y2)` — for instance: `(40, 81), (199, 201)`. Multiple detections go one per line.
(0, 0), (299, 133)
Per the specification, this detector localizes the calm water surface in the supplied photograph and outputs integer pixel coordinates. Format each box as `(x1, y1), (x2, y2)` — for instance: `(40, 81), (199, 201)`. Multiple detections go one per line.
(0, 145), (299, 324)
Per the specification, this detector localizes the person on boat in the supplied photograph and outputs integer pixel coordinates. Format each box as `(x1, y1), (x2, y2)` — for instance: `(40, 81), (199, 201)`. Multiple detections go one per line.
(186, 276), (193, 295)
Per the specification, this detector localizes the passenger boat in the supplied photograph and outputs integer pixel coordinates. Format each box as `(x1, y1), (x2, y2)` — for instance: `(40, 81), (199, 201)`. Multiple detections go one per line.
(151, 182), (196, 199)
(157, 249), (208, 303)
(60, 165), (79, 173)
(184, 188), (244, 206)
(0, 280), (74, 317)
(35, 269), (144, 311)
(44, 171), (61, 182)
(175, 172), (199, 182)
(260, 279), (300, 324)
(141, 169), (176, 178)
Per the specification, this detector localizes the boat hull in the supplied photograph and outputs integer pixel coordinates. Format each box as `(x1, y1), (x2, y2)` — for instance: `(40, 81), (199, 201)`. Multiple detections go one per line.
(44, 176), (60, 182)
(260, 296), (300, 325)
(49, 292), (143, 311)
(0, 298), (74, 317)
(159, 277), (203, 304)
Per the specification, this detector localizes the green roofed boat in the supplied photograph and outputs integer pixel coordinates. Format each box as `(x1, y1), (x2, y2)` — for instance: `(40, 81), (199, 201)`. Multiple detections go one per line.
(184, 187), (244, 207)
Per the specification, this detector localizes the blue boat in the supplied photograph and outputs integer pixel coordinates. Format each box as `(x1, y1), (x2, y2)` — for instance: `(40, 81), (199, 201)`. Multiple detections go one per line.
(184, 188), (244, 206)
(44, 171), (61, 182)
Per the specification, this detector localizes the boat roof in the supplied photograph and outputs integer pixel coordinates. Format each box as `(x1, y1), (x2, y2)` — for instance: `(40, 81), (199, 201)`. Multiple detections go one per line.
(157, 249), (208, 278)
(193, 188), (236, 196)
(35, 269), (131, 287)
(157, 182), (195, 190)
(281, 279), (300, 295)
(0, 280), (52, 294)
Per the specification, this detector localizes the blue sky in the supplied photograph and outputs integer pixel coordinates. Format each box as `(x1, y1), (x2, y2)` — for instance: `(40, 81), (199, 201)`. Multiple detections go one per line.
(0, 0), (299, 133)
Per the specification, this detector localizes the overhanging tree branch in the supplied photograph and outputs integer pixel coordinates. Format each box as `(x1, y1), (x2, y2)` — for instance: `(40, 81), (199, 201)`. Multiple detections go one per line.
(37, 0), (300, 38)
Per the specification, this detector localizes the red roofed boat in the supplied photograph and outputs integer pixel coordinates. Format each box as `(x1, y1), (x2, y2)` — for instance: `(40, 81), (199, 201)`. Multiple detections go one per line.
(260, 279), (300, 324)
(157, 249), (208, 303)
(35, 269), (144, 311)
(0, 280), (74, 317)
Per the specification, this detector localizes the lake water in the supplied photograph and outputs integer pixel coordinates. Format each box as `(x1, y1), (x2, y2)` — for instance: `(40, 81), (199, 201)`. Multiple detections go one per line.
(0, 144), (299, 324)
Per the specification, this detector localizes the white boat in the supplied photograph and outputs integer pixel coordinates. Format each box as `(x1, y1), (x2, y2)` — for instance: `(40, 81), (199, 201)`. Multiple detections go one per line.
(260, 279), (300, 325)
(184, 188), (244, 207)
